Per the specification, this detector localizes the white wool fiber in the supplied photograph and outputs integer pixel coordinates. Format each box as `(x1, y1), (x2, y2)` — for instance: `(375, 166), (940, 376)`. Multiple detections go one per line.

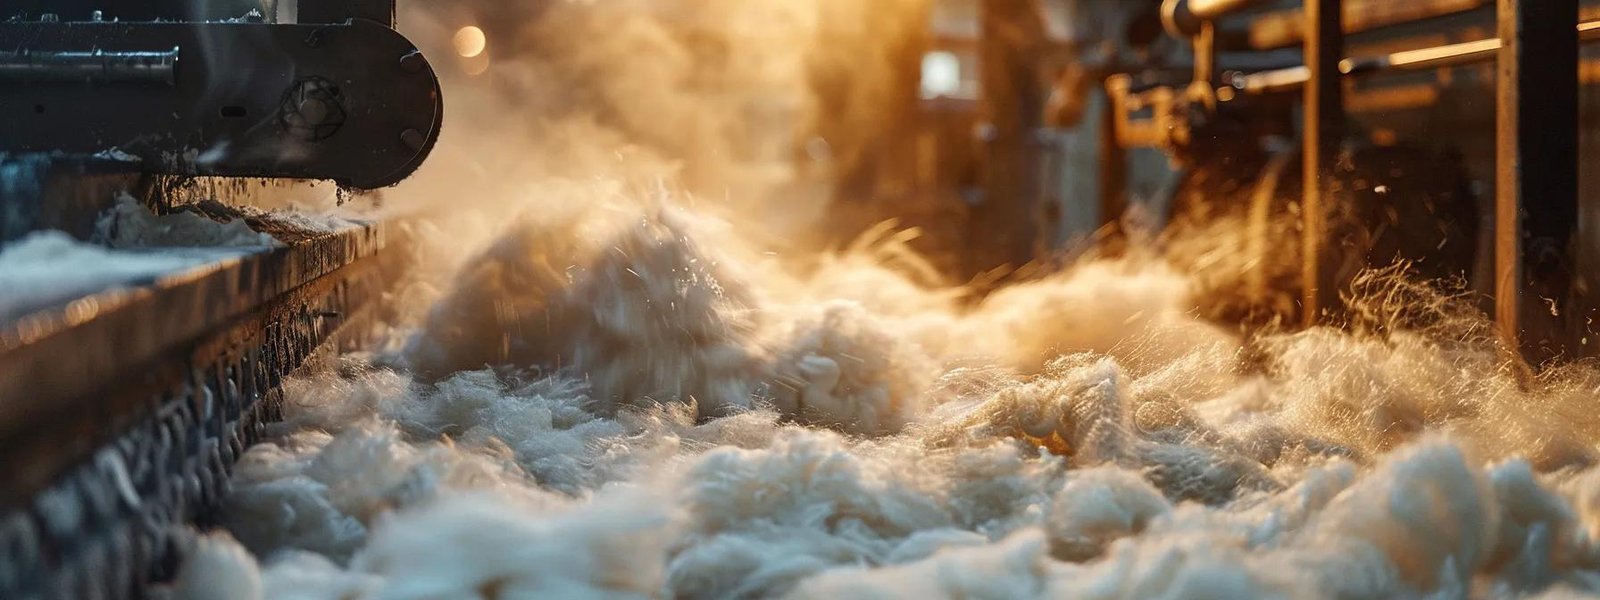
(0, 230), (250, 320)
(97, 194), (280, 249)
(149, 0), (1600, 596)
(194, 198), (1600, 599)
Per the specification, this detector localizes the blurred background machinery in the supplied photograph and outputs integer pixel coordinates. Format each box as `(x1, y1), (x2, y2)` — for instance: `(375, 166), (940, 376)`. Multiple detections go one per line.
(828, 0), (1594, 361)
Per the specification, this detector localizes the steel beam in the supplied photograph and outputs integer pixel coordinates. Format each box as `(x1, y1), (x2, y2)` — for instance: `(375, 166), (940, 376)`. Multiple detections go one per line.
(1302, 0), (1343, 326)
(1496, 0), (1579, 361)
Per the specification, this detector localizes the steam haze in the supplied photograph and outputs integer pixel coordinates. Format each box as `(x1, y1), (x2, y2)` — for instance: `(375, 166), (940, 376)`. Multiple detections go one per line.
(140, 2), (1600, 599)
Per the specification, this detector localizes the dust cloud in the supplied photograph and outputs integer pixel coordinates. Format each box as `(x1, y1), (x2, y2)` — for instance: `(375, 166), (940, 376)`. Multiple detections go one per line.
(149, 1), (1600, 599)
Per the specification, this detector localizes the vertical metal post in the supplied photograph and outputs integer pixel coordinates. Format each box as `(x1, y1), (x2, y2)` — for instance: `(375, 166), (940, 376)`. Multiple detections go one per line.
(1495, 0), (1579, 361)
(973, 0), (1048, 275)
(1097, 91), (1127, 231)
(1193, 22), (1217, 86)
(1302, 0), (1343, 326)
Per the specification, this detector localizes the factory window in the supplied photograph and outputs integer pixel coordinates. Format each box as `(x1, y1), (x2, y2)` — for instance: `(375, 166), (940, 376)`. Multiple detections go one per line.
(921, 51), (961, 99)
(920, 49), (980, 100)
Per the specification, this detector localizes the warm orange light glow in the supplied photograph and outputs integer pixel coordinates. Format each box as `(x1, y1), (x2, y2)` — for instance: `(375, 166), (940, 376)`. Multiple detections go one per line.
(453, 26), (487, 58)
(461, 51), (491, 76)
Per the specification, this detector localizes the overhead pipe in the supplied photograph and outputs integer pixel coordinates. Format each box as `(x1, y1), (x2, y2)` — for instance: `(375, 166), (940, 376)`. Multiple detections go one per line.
(1231, 20), (1600, 93)
(1168, 0), (1497, 53)
(1248, 0), (1492, 50)
(1163, 0), (1277, 37)
(1189, 0), (1279, 20)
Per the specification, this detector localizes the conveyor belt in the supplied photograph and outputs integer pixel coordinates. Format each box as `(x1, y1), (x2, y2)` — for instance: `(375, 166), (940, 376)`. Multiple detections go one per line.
(0, 201), (394, 600)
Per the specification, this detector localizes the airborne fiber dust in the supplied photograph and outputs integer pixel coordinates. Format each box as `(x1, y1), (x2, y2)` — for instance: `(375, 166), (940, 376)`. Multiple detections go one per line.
(156, 1), (1600, 599)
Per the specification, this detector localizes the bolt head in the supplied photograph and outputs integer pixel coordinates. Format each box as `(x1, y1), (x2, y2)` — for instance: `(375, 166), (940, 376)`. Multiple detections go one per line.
(401, 129), (426, 152)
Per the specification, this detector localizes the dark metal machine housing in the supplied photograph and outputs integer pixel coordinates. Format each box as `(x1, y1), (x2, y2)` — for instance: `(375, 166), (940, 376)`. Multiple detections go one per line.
(0, 0), (442, 190)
